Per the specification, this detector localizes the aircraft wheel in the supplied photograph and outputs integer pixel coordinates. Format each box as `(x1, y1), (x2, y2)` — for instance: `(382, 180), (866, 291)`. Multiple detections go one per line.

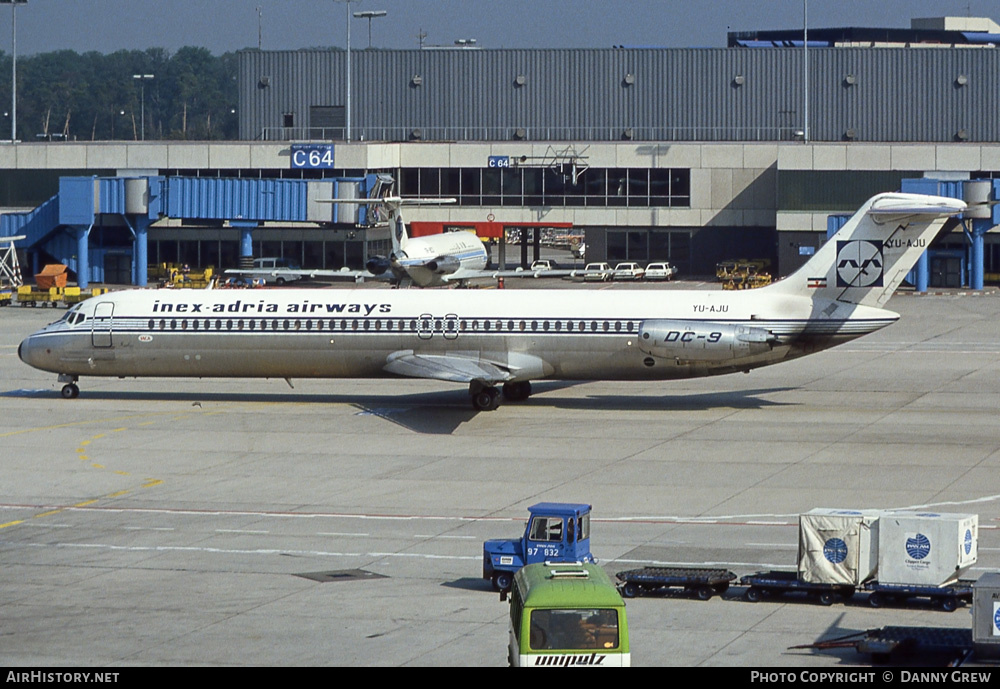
(502, 381), (532, 401)
(472, 387), (500, 411)
(61, 383), (79, 399)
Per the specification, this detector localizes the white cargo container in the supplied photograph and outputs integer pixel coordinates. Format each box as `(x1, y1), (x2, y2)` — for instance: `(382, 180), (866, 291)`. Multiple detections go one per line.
(877, 511), (978, 586)
(798, 508), (880, 585)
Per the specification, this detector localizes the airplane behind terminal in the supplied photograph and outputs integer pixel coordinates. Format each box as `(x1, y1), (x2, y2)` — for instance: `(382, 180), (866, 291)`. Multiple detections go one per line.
(20, 192), (966, 411)
(226, 196), (590, 288)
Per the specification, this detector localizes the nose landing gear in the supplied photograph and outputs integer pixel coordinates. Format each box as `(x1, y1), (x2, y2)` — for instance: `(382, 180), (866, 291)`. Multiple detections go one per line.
(58, 374), (79, 399)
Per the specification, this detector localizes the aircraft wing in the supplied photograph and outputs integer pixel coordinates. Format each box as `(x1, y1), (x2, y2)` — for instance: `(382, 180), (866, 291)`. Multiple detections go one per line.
(383, 350), (514, 383)
(224, 268), (388, 282)
(440, 267), (601, 282)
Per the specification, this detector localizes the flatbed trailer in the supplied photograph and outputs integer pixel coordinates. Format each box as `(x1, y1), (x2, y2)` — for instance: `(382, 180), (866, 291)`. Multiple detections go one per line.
(865, 580), (975, 612)
(791, 626), (974, 665)
(16, 287), (61, 306)
(616, 566), (736, 601)
(740, 570), (855, 606)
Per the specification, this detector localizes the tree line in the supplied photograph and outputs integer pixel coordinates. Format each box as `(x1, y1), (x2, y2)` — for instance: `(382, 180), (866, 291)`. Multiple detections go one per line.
(0, 47), (238, 142)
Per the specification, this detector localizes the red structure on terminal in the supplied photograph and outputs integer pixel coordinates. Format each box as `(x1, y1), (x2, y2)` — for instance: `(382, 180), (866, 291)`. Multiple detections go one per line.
(409, 221), (576, 268)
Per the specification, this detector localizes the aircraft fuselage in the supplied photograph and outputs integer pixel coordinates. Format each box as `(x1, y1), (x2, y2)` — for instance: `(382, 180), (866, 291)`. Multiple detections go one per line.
(18, 286), (897, 384)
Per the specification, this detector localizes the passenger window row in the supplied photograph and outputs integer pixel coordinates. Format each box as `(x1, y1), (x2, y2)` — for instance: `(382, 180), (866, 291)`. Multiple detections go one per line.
(144, 317), (639, 334)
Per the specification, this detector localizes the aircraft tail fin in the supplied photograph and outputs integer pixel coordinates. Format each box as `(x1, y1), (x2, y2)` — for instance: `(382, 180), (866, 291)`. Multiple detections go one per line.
(386, 205), (409, 254)
(377, 196), (456, 255)
(765, 192), (966, 308)
(317, 194), (455, 256)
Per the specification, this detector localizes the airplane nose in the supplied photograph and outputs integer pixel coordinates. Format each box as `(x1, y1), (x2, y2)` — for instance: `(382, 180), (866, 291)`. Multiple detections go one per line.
(18, 335), (41, 367)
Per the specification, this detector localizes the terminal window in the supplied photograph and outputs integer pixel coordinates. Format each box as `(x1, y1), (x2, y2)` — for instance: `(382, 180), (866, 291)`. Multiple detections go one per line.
(399, 167), (690, 208)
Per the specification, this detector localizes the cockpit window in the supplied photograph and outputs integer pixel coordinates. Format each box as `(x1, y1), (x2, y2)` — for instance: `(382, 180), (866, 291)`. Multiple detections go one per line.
(56, 306), (84, 326)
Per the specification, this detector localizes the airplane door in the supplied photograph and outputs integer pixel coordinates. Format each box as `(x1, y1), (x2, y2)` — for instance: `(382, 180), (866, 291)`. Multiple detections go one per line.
(417, 313), (434, 340)
(417, 314), (460, 340)
(92, 302), (114, 348)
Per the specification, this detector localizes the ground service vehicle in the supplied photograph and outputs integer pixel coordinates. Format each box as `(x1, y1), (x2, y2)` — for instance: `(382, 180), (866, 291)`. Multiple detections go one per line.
(251, 257), (303, 284)
(483, 502), (594, 592)
(506, 562), (630, 667)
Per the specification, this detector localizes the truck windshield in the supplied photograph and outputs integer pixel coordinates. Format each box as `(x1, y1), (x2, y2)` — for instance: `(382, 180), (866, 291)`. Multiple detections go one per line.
(528, 516), (563, 542)
(529, 609), (619, 651)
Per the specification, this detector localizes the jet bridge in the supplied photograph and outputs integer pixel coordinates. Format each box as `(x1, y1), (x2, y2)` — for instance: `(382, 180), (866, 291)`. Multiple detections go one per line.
(0, 174), (386, 288)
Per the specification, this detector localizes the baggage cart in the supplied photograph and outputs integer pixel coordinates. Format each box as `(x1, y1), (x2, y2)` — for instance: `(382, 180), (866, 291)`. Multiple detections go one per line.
(616, 566), (736, 601)
(864, 580), (974, 612)
(741, 570), (855, 605)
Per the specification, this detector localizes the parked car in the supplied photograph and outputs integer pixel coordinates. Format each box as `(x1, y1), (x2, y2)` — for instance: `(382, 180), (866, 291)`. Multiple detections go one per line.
(530, 259), (561, 271)
(643, 261), (678, 281)
(613, 262), (645, 280)
(583, 262), (612, 282)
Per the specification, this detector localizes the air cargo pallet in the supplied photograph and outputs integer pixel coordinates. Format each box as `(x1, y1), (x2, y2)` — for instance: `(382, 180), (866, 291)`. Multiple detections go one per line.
(740, 570), (856, 606)
(616, 566), (736, 601)
(864, 580), (975, 612)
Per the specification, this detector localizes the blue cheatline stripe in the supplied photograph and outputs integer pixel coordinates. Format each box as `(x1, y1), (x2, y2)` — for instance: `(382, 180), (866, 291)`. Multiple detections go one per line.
(38, 315), (895, 342)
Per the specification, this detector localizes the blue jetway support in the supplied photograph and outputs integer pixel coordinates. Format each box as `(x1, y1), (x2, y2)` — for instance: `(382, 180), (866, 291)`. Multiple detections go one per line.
(900, 178), (1000, 291)
(231, 221), (258, 268)
(74, 225), (92, 289)
(914, 251), (930, 292)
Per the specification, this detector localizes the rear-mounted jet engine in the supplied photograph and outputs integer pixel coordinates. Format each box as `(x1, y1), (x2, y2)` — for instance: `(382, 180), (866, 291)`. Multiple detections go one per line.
(638, 320), (778, 361)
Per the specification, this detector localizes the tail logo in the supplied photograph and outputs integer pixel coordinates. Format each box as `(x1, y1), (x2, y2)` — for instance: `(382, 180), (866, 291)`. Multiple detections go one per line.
(836, 240), (883, 288)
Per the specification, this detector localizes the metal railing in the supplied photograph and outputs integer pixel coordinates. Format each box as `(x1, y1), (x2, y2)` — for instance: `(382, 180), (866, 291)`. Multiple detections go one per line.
(259, 126), (804, 143)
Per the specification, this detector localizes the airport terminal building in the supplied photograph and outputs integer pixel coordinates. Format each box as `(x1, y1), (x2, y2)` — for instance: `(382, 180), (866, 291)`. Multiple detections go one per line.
(3, 16), (1000, 285)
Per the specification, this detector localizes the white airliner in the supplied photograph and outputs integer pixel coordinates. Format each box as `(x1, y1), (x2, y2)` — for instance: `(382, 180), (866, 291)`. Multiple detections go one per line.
(226, 197), (588, 288)
(19, 192), (965, 411)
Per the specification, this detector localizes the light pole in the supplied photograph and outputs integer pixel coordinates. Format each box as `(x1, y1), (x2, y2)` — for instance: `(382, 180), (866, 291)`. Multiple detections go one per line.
(353, 10), (386, 49)
(3, 0), (27, 142)
(335, 0), (358, 142)
(803, 0), (809, 142)
(133, 74), (154, 141)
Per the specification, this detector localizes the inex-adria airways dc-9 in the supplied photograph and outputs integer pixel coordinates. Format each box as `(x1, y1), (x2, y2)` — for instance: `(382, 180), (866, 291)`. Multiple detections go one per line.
(19, 192), (965, 411)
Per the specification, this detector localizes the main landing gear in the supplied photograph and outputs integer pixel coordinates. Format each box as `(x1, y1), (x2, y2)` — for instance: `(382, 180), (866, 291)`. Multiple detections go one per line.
(469, 381), (533, 411)
(58, 374), (79, 399)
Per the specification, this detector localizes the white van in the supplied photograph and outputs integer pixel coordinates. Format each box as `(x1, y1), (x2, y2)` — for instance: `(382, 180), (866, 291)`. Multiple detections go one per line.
(252, 257), (302, 284)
